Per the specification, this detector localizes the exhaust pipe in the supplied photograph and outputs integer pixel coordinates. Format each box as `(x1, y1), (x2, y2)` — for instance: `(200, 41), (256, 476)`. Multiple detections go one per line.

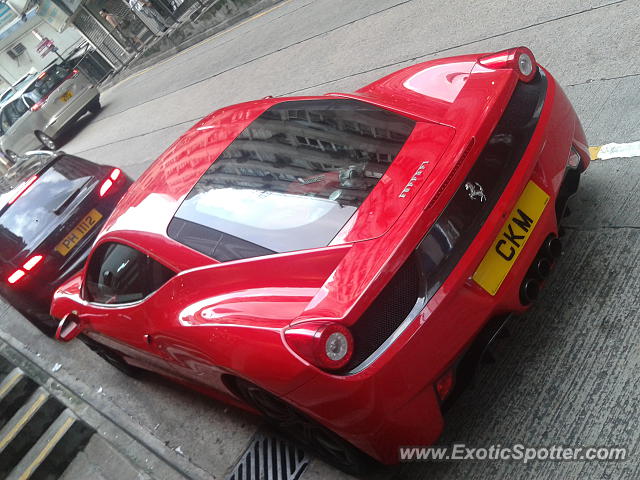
(520, 278), (540, 305)
(545, 236), (562, 259)
(534, 257), (552, 279)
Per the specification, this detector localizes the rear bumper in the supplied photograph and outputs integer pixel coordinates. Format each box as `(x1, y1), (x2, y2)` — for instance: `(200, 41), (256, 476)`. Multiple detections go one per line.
(282, 70), (589, 464)
(44, 87), (99, 137)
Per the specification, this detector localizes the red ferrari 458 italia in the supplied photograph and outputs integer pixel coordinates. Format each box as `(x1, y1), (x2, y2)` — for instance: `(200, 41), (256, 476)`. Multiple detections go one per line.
(50, 47), (588, 473)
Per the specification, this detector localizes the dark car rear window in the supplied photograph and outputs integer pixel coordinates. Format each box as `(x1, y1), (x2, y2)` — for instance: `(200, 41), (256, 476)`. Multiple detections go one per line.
(168, 99), (415, 262)
(0, 155), (100, 262)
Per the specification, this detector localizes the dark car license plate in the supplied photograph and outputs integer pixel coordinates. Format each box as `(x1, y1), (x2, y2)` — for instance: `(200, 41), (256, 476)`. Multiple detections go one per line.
(55, 209), (103, 256)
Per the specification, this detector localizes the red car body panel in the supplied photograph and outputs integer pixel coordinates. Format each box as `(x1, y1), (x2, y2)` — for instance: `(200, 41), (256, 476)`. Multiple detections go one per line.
(51, 50), (588, 464)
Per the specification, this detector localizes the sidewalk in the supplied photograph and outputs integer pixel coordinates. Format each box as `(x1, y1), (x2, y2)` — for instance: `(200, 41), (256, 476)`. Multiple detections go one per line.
(0, 345), (189, 480)
(103, 0), (284, 89)
(0, 299), (251, 479)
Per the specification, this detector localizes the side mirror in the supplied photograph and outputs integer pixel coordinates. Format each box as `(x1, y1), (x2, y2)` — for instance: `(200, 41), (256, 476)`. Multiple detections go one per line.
(55, 313), (83, 342)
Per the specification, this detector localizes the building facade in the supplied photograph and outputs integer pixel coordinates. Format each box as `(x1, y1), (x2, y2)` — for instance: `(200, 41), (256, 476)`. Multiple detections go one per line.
(0, 4), (82, 88)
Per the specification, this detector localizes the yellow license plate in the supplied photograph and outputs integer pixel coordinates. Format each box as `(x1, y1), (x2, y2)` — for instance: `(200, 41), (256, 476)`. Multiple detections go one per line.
(60, 91), (73, 102)
(55, 209), (103, 256)
(472, 181), (550, 295)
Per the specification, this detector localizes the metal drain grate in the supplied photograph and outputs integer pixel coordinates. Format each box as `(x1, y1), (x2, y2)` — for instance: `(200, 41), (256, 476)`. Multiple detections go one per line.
(227, 432), (309, 480)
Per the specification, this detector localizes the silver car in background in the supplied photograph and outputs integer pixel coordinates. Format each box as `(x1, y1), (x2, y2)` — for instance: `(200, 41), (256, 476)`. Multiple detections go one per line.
(0, 72), (37, 105)
(0, 62), (101, 159)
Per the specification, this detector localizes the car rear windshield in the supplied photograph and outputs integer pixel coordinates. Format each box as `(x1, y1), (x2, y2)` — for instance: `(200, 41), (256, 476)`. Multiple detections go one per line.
(23, 64), (72, 104)
(0, 155), (100, 262)
(168, 99), (415, 262)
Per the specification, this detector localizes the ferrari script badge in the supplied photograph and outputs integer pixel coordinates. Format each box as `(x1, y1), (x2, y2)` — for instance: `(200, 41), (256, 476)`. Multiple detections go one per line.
(399, 161), (430, 198)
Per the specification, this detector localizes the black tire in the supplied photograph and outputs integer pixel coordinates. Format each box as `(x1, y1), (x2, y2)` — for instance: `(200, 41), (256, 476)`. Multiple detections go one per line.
(5, 149), (19, 162)
(230, 377), (376, 476)
(87, 97), (101, 114)
(34, 130), (57, 150)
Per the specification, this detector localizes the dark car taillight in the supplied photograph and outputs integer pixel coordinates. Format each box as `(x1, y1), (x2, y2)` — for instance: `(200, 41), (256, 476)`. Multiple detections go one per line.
(7, 254), (44, 284)
(284, 322), (354, 371)
(99, 168), (121, 197)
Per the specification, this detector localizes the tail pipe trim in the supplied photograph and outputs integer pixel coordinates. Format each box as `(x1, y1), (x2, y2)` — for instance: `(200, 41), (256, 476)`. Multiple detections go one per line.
(520, 234), (562, 305)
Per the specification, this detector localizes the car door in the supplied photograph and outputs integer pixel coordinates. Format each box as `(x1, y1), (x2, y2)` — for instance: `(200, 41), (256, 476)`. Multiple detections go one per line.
(81, 241), (174, 374)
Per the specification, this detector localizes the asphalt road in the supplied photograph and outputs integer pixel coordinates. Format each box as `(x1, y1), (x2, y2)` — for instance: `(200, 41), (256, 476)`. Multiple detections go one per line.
(4, 0), (639, 479)
(59, 0), (640, 177)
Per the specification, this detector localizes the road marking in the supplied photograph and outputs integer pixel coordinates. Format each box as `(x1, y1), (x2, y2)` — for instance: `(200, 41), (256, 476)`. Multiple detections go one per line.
(590, 141), (640, 160)
(112, 0), (296, 90)
(589, 146), (601, 160)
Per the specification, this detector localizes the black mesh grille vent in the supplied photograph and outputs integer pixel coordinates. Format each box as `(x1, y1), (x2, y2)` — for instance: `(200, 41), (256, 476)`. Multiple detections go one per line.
(346, 255), (421, 370)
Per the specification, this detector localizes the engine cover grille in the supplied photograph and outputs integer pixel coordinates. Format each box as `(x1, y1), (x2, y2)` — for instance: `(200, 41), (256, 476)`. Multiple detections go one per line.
(346, 255), (421, 370)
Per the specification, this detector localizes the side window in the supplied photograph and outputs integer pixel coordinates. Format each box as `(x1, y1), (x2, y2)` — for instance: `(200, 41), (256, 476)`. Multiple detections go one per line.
(0, 99), (28, 132)
(85, 243), (174, 304)
(22, 95), (35, 108)
(0, 108), (11, 135)
(0, 113), (5, 135)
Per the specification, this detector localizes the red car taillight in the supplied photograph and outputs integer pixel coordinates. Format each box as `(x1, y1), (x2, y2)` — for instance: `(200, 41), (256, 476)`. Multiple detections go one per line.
(284, 322), (353, 371)
(6, 175), (38, 205)
(99, 168), (121, 197)
(7, 254), (44, 284)
(30, 99), (46, 112)
(478, 46), (537, 82)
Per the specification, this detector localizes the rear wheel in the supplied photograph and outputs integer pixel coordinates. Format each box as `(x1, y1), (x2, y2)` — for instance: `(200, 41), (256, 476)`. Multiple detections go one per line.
(230, 377), (375, 476)
(35, 130), (57, 150)
(5, 149), (19, 162)
(87, 97), (101, 114)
